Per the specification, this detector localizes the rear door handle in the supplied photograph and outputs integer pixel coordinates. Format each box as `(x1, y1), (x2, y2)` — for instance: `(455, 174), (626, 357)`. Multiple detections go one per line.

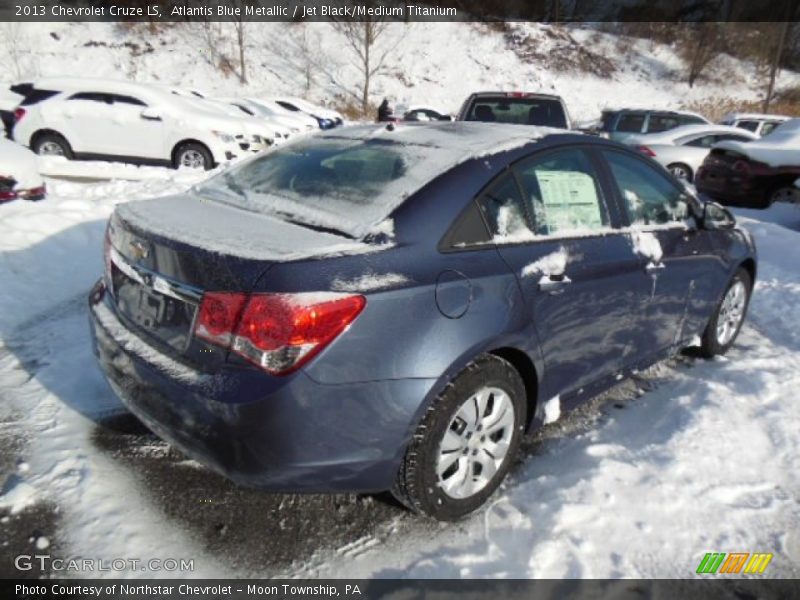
(538, 274), (571, 295)
(645, 262), (665, 274)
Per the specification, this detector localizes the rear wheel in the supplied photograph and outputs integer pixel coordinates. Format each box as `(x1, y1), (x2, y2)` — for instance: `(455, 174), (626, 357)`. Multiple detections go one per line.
(700, 268), (752, 358)
(668, 163), (693, 182)
(392, 355), (526, 520)
(770, 186), (800, 205)
(173, 142), (213, 170)
(32, 132), (73, 159)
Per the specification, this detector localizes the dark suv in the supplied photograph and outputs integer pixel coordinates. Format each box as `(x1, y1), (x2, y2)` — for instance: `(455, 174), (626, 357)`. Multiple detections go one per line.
(457, 92), (570, 129)
(599, 109), (709, 142)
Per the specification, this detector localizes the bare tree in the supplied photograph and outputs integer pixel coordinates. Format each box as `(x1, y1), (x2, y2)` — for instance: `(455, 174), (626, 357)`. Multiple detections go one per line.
(0, 23), (37, 81)
(680, 23), (722, 88)
(328, 18), (402, 115)
(763, 3), (794, 112)
(266, 23), (326, 94)
(184, 4), (248, 84)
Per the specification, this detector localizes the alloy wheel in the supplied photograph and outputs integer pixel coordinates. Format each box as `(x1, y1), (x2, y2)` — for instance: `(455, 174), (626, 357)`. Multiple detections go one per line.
(180, 150), (206, 169)
(436, 386), (516, 499)
(716, 280), (747, 346)
(39, 141), (65, 156)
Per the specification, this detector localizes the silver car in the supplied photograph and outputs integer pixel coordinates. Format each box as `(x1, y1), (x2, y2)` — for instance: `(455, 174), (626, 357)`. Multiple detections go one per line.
(625, 124), (758, 182)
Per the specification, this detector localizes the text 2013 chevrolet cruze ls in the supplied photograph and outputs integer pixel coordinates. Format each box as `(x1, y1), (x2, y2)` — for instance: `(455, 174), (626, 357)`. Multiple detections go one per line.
(89, 123), (756, 520)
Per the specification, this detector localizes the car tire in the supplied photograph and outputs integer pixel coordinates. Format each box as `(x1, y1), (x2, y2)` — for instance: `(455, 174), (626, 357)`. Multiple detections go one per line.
(392, 354), (526, 521)
(32, 132), (73, 159)
(173, 142), (214, 170)
(667, 163), (693, 182)
(700, 268), (752, 358)
(769, 186), (800, 205)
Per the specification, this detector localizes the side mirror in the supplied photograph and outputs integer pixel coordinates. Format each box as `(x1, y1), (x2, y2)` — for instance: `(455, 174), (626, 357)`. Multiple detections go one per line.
(140, 107), (162, 121)
(699, 200), (736, 230)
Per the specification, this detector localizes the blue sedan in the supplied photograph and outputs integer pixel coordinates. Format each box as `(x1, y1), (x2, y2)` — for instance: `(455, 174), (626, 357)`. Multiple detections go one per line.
(89, 122), (756, 520)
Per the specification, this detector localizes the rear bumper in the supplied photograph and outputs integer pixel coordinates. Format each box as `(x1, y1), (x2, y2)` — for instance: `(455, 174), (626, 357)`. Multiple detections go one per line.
(88, 280), (434, 492)
(696, 172), (769, 208)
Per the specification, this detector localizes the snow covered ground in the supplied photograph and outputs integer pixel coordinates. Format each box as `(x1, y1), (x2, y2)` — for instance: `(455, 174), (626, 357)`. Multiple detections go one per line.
(0, 170), (799, 579)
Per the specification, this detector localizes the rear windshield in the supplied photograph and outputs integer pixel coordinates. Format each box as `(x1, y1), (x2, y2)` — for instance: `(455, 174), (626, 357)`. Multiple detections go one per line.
(18, 87), (60, 106)
(198, 137), (459, 239)
(465, 96), (568, 129)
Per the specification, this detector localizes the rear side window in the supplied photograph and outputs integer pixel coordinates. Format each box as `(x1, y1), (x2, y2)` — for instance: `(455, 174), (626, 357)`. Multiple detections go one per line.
(647, 114), (681, 133)
(111, 94), (146, 106)
(514, 148), (609, 236)
(616, 113), (645, 133)
(603, 150), (689, 226)
(760, 122), (780, 136)
(19, 88), (60, 106)
(68, 92), (112, 103)
(679, 115), (706, 126)
(466, 96), (568, 128)
(736, 121), (759, 132)
(683, 134), (717, 148)
(476, 175), (532, 242)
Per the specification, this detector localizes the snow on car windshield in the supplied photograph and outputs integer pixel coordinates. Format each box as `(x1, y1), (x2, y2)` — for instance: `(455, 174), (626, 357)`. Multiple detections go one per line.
(198, 136), (459, 239)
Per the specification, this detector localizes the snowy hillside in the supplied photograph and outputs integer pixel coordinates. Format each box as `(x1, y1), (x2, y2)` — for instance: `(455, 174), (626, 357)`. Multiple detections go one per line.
(2, 21), (799, 121)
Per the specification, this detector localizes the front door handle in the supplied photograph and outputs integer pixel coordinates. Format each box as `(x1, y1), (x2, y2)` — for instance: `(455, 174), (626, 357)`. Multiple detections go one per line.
(538, 274), (571, 295)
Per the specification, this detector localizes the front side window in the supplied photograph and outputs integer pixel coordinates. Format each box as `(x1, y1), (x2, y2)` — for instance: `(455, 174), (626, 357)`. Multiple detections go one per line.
(514, 149), (609, 236)
(616, 113), (645, 133)
(68, 92), (111, 103)
(736, 121), (759, 132)
(112, 94), (146, 107)
(603, 150), (689, 226)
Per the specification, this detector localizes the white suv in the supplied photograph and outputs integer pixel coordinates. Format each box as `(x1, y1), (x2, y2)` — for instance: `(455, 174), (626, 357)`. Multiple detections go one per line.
(12, 78), (268, 170)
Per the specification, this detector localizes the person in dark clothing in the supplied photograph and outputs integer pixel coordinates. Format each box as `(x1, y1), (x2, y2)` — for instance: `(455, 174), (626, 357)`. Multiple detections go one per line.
(377, 98), (394, 122)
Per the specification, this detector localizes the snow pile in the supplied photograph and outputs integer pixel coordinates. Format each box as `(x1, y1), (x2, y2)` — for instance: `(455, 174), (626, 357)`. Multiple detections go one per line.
(542, 395), (561, 425)
(331, 272), (410, 293)
(521, 247), (569, 278)
(630, 230), (663, 264)
(0, 138), (42, 189)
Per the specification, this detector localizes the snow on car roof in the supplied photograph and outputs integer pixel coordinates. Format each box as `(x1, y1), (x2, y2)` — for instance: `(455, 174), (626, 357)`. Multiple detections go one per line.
(629, 123), (758, 144)
(714, 118), (800, 167)
(319, 121), (558, 156)
(720, 112), (791, 122)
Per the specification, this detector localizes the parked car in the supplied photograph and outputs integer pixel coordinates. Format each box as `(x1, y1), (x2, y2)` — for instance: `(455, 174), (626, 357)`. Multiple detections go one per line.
(12, 78), (264, 170)
(89, 123), (755, 520)
(0, 138), (45, 202)
(456, 91), (570, 129)
(400, 105), (454, 122)
(246, 98), (319, 132)
(626, 124), (759, 182)
(216, 97), (315, 138)
(271, 97), (343, 129)
(599, 109), (709, 142)
(1, 88), (24, 139)
(696, 119), (800, 207)
(719, 112), (790, 137)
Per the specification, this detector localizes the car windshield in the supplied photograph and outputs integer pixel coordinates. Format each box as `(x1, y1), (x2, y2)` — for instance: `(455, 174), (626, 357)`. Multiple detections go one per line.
(198, 137), (458, 239)
(466, 96), (568, 128)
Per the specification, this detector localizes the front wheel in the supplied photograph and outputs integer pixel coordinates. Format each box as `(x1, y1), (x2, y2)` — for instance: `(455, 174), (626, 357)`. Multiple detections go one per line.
(173, 142), (214, 170)
(700, 268), (752, 358)
(392, 355), (526, 520)
(667, 163), (693, 182)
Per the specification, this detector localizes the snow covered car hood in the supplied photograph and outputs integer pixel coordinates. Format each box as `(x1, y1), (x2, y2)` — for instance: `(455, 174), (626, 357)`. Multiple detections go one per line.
(714, 119), (800, 167)
(0, 138), (43, 190)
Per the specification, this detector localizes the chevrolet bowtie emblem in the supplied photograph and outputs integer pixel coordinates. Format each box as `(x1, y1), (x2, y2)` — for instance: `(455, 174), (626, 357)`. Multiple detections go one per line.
(130, 240), (149, 260)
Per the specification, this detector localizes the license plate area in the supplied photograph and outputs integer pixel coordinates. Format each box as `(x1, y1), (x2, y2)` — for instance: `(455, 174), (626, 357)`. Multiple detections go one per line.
(111, 264), (198, 352)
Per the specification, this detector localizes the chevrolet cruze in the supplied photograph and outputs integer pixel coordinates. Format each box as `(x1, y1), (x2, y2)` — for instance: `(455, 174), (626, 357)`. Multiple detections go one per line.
(89, 122), (756, 520)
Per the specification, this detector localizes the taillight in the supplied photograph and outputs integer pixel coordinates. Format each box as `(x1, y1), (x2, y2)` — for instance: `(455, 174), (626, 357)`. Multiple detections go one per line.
(732, 160), (751, 174)
(195, 292), (366, 375)
(0, 189), (17, 201)
(195, 292), (248, 347)
(13, 107), (26, 122)
(637, 145), (656, 157)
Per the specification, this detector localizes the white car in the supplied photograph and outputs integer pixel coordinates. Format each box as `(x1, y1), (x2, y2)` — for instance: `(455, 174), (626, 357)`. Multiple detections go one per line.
(246, 98), (318, 132)
(151, 85), (283, 149)
(270, 96), (343, 129)
(625, 124), (759, 182)
(220, 98), (317, 136)
(719, 112), (791, 137)
(13, 78), (265, 170)
(0, 138), (45, 202)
